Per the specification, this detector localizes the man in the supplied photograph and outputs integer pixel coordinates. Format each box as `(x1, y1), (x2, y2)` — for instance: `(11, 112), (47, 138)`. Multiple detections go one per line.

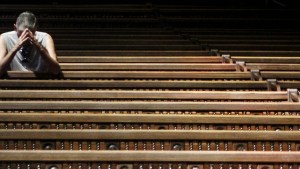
(0, 11), (60, 77)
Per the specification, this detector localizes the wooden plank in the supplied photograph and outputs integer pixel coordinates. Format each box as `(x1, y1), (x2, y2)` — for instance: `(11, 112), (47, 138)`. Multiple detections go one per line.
(54, 40), (193, 45)
(279, 81), (300, 89)
(53, 35), (182, 40)
(220, 51), (300, 57)
(209, 44), (300, 50)
(55, 45), (201, 50)
(55, 50), (210, 56)
(0, 101), (299, 111)
(261, 72), (300, 79)
(0, 80), (267, 89)
(57, 56), (223, 63)
(0, 90), (287, 100)
(4, 71), (252, 79)
(247, 64), (300, 71)
(232, 57), (300, 63)
(58, 63), (237, 71)
(1, 113), (299, 124)
(0, 130), (299, 141)
(0, 151), (299, 162)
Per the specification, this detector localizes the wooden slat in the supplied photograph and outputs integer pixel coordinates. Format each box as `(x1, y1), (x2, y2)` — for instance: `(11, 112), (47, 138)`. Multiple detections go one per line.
(53, 35), (182, 39)
(220, 51), (300, 56)
(55, 50), (210, 56)
(59, 63), (237, 71)
(209, 44), (300, 50)
(232, 56), (300, 63)
(1, 113), (299, 124)
(247, 64), (300, 71)
(54, 40), (193, 45)
(0, 130), (299, 141)
(0, 101), (299, 110)
(279, 81), (300, 89)
(0, 90), (287, 100)
(55, 45), (201, 50)
(0, 151), (299, 162)
(57, 56), (223, 63)
(0, 80), (268, 89)
(261, 71), (300, 79)
(4, 71), (252, 79)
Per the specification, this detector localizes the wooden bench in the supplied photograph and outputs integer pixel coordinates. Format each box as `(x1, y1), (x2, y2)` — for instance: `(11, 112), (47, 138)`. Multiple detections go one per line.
(57, 56), (223, 63)
(56, 50), (212, 56)
(3, 71), (300, 80)
(0, 79), (270, 90)
(231, 56), (300, 63)
(58, 63), (238, 71)
(0, 101), (299, 110)
(0, 90), (296, 101)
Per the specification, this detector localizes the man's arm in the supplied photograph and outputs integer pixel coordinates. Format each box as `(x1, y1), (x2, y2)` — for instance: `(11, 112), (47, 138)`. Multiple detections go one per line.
(0, 31), (30, 77)
(30, 32), (60, 74)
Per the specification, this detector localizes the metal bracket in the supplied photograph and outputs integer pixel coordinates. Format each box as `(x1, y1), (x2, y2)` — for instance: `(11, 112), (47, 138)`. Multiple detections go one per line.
(221, 54), (232, 63)
(251, 70), (262, 81)
(267, 79), (281, 91)
(287, 89), (300, 102)
(236, 61), (247, 72)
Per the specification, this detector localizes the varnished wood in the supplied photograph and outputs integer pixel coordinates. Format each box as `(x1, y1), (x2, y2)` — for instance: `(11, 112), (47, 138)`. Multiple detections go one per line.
(247, 64), (300, 71)
(0, 151), (299, 162)
(55, 50), (210, 56)
(3, 71), (253, 79)
(279, 81), (300, 89)
(0, 90), (288, 100)
(232, 56), (300, 63)
(0, 101), (299, 110)
(58, 63), (237, 71)
(0, 80), (268, 89)
(54, 45), (201, 50)
(4, 71), (299, 80)
(0, 130), (299, 141)
(58, 56), (223, 63)
(261, 71), (300, 79)
(220, 51), (300, 56)
(1, 113), (299, 124)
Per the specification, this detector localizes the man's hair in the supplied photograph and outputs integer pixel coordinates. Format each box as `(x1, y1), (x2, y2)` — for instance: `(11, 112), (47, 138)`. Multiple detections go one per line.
(16, 11), (37, 31)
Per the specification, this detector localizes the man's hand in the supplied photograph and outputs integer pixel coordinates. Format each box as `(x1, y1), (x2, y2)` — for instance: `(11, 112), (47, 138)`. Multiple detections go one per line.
(15, 29), (31, 50)
(26, 29), (40, 48)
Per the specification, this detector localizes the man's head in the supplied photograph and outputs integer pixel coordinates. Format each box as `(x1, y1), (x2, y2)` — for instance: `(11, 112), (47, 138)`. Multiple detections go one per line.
(14, 11), (37, 37)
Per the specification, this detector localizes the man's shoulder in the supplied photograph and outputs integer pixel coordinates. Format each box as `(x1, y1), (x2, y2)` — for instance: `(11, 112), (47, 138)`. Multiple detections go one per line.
(36, 31), (49, 36)
(1, 31), (16, 37)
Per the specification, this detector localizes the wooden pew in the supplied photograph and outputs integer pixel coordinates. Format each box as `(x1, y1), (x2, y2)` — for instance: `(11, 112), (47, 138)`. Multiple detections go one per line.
(1, 113), (299, 125)
(246, 64), (300, 71)
(58, 63), (238, 71)
(0, 101), (299, 110)
(56, 50), (212, 56)
(1, 151), (299, 164)
(0, 90), (293, 101)
(3, 71), (300, 80)
(57, 56), (223, 63)
(0, 79), (270, 90)
(231, 56), (300, 63)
